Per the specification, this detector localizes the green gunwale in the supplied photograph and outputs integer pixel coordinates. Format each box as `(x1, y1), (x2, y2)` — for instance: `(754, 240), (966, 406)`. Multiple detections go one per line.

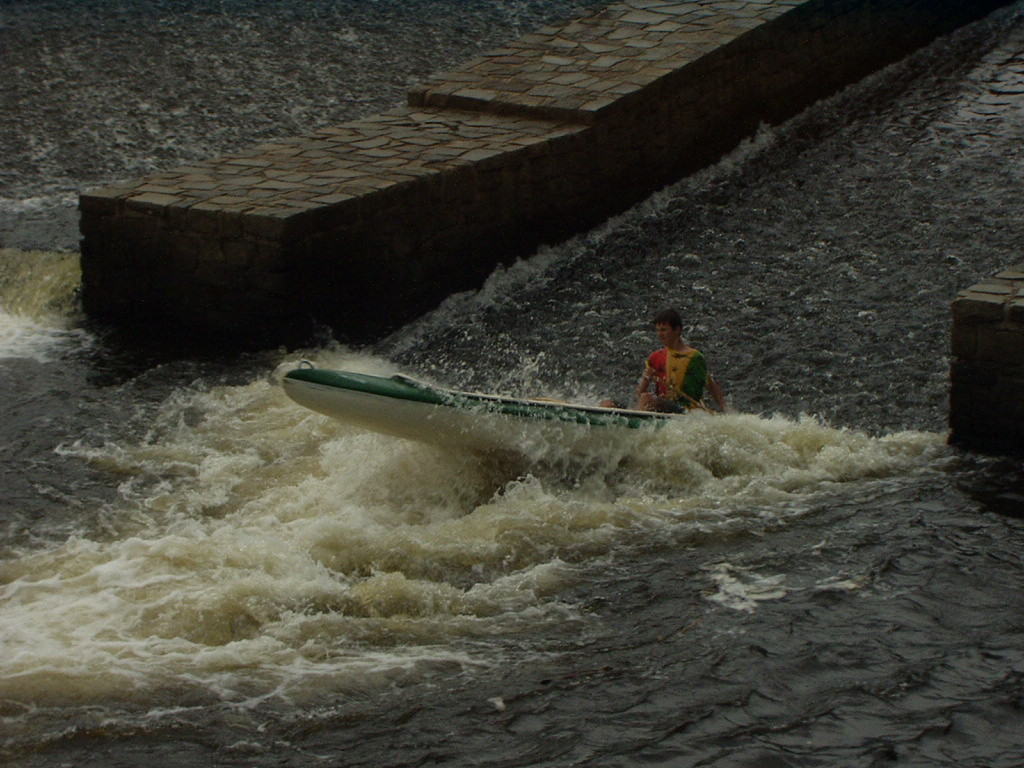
(284, 368), (669, 429)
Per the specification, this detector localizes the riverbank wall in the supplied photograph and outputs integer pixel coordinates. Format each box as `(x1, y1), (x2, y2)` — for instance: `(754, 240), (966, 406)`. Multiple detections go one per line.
(951, 267), (1024, 454)
(79, 0), (1010, 346)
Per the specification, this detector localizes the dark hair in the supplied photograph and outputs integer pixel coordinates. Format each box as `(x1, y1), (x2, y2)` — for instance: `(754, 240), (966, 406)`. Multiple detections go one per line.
(653, 309), (682, 328)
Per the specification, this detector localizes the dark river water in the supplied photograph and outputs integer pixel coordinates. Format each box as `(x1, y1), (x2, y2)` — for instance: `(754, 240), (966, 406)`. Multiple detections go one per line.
(2, 1), (1024, 766)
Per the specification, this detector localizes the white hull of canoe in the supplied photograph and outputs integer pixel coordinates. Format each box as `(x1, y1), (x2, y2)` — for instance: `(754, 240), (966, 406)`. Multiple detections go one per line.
(282, 375), (660, 456)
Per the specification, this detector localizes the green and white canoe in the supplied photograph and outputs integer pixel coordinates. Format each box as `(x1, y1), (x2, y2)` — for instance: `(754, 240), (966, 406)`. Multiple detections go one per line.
(282, 364), (673, 453)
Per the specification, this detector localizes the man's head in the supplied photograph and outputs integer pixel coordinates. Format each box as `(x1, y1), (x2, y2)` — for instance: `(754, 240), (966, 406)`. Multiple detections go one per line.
(653, 309), (684, 348)
(653, 309), (682, 329)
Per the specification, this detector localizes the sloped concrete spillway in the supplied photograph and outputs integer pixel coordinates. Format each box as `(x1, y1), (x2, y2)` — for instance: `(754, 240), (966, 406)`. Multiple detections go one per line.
(79, 0), (1010, 346)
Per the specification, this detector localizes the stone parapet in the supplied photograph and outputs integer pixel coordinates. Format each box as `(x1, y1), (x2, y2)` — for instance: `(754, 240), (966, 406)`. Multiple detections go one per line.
(950, 267), (1024, 453)
(79, 0), (1011, 346)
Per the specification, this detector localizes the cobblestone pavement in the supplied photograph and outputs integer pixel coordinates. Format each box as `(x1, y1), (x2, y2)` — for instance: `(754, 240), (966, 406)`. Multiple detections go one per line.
(87, 110), (584, 220)
(411, 0), (803, 120)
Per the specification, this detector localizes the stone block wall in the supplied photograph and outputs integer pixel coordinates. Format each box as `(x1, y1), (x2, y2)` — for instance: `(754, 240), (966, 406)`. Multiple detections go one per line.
(79, 0), (1011, 346)
(950, 267), (1024, 453)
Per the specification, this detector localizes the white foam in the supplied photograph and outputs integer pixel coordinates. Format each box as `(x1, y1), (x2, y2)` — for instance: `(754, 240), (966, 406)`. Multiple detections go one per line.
(0, 309), (92, 363)
(704, 563), (791, 612)
(4, 353), (948, 712)
(0, 193), (77, 215)
(703, 562), (871, 614)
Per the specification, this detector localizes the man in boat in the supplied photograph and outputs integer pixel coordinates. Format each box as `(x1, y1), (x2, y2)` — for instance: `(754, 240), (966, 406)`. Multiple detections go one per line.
(603, 309), (728, 413)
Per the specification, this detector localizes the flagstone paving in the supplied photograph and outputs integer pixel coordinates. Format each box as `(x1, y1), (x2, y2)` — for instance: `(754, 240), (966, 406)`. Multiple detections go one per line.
(84, 109), (585, 222)
(410, 0), (805, 122)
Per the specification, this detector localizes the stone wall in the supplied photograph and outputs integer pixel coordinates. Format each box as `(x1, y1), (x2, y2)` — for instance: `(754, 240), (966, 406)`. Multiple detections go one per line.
(950, 267), (1024, 454)
(79, 0), (1011, 346)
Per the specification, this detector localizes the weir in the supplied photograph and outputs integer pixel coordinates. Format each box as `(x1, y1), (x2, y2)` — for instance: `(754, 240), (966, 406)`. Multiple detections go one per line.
(79, 0), (1009, 346)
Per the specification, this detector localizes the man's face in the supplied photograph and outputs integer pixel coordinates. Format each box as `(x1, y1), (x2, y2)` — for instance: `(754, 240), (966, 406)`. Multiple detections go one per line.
(655, 322), (682, 347)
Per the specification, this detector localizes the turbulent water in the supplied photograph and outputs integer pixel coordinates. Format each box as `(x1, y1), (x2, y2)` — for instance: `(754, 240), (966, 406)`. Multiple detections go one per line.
(2, 1), (1024, 766)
